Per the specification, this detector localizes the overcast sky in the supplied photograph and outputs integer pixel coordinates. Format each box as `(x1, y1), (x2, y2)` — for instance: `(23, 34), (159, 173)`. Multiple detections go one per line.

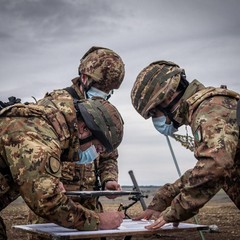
(1, 0), (240, 186)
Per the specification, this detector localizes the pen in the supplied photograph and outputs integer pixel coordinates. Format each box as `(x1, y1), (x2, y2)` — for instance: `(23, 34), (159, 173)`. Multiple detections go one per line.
(118, 203), (123, 212)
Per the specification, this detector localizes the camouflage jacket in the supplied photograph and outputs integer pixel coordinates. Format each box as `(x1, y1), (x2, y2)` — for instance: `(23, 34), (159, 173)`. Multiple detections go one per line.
(0, 103), (100, 230)
(39, 80), (119, 194)
(148, 80), (240, 223)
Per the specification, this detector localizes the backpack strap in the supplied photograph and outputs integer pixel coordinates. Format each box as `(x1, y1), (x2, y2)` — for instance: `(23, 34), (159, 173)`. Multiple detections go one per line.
(64, 87), (81, 100)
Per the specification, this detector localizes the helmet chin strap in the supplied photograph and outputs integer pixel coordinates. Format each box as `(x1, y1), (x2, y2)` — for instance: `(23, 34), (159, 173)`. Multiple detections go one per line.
(157, 89), (185, 129)
(78, 74), (93, 94)
(105, 89), (113, 100)
(79, 135), (95, 145)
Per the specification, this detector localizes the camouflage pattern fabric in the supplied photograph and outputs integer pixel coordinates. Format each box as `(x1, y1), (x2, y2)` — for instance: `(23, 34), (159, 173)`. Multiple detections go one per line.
(131, 60), (183, 119)
(78, 97), (124, 152)
(148, 169), (192, 212)
(147, 80), (240, 223)
(62, 149), (119, 208)
(71, 77), (86, 98)
(79, 46), (125, 91)
(38, 88), (119, 198)
(37, 89), (80, 162)
(0, 103), (100, 235)
(27, 88), (119, 234)
(98, 149), (119, 187)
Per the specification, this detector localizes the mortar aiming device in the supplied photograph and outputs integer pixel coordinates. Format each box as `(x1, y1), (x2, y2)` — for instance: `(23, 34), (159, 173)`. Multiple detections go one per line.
(65, 170), (148, 219)
(117, 170), (148, 218)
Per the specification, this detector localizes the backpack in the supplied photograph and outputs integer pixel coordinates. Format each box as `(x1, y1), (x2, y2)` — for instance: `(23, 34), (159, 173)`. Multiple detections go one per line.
(0, 96), (21, 110)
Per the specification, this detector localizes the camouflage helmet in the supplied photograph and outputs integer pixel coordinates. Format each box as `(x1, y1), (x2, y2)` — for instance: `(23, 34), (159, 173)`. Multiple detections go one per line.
(78, 46), (125, 92)
(75, 98), (124, 152)
(131, 60), (184, 119)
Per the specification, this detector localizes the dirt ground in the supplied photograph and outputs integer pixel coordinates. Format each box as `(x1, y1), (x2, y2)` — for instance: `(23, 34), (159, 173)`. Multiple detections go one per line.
(1, 188), (240, 240)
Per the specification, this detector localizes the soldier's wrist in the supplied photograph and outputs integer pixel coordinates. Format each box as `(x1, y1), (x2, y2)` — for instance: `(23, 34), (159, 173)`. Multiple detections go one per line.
(101, 179), (116, 189)
(79, 214), (100, 231)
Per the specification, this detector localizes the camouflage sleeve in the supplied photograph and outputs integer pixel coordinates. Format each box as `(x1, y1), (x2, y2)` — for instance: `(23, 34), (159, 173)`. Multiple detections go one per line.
(148, 169), (192, 212)
(60, 161), (84, 193)
(6, 130), (99, 230)
(162, 96), (239, 223)
(61, 161), (78, 182)
(98, 149), (119, 187)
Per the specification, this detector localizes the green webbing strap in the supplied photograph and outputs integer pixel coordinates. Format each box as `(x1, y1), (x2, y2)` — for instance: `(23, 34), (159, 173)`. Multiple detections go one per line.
(140, 66), (169, 111)
(139, 68), (182, 114)
(133, 66), (160, 110)
(156, 68), (182, 86)
(64, 87), (81, 100)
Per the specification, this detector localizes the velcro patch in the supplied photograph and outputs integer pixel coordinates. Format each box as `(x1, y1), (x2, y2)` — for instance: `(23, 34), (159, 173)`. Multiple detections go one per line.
(45, 156), (61, 177)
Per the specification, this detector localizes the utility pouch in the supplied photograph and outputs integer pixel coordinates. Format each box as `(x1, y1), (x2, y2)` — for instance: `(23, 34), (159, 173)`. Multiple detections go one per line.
(237, 100), (240, 127)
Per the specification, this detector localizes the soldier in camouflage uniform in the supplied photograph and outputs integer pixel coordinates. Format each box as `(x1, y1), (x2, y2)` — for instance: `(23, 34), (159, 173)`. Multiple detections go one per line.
(62, 46), (125, 198)
(0, 98), (124, 239)
(131, 60), (240, 229)
(28, 46), (125, 228)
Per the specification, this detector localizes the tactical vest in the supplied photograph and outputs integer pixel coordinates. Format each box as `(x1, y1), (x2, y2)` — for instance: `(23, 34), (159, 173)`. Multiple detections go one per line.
(173, 82), (240, 152)
(184, 83), (240, 124)
(0, 103), (71, 175)
(0, 103), (71, 210)
(38, 89), (80, 162)
(0, 103), (70, 142)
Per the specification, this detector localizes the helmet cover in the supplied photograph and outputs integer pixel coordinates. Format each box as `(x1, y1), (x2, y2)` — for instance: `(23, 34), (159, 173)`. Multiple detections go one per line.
(131, 60), (183, 119)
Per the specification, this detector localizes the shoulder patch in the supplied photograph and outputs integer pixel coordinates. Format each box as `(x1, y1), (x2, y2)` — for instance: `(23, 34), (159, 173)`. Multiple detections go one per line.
(45, 156), (61, 177)
(194, 127), (202, 142)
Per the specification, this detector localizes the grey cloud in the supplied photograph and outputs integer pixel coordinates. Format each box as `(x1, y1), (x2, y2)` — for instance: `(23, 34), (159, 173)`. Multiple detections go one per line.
(0, 0), (125, 46)
(0, 0), (239, 185)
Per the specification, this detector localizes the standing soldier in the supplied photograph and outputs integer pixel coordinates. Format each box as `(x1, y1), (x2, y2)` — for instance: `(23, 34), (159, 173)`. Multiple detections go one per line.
(62, 46), (125, 198)
(131, 60), (240, 229)
(28, 46), (125, 226)
(0, 97), (124, 239)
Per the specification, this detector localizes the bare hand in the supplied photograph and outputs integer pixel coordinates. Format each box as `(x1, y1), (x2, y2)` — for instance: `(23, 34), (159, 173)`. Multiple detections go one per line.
(104, 181), (122, 199)
(98, 211), (125, 230)
(58, 181), (66, 193)
(145, 216), (166, 230)
(133, 209), (161, 221)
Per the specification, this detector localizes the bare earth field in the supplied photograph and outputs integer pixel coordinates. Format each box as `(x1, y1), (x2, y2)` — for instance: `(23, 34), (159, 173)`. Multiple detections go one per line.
(1, 187), (240, 240)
